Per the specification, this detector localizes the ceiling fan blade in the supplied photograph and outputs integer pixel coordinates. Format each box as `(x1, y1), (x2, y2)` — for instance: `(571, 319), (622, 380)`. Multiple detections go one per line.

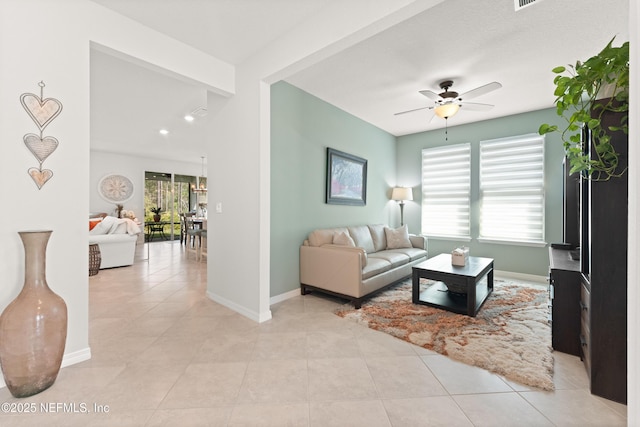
(418, 90), (441, 101)
(459, 102), (494, 111)
(394, 105), (431, 116)
(458, 82), (502, 100)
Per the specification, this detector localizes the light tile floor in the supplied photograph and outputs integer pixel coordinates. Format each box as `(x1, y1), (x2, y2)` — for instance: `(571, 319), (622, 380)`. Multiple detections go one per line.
(0, 241), (628, 426)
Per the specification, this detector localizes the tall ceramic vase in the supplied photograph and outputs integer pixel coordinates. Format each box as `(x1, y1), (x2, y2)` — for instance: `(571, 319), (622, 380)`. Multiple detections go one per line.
(0, 230), (67, 398)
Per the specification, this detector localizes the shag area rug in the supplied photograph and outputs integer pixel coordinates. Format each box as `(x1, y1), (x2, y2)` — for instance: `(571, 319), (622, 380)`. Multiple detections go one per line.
(335, 278), (554, 390)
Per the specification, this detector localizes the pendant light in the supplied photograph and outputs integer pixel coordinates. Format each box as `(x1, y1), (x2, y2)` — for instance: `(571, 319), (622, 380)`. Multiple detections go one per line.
(192, 156), (207, 193)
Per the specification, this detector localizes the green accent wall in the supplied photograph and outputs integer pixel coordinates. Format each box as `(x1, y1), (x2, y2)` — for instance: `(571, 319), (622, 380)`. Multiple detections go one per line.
(397, 108), (567, 277)
(271, 81), (567, 297)
(270, 81), (398, 297)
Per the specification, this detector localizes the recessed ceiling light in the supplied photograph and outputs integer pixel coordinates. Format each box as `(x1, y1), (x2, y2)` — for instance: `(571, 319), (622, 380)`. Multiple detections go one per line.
(159, 129), (169, 135)
(184, 114), (194, 122)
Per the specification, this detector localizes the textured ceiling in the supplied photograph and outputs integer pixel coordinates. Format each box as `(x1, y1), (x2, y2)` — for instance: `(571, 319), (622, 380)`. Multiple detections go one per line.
(89, 0), (629, 161)
(285, 0), (629, 135)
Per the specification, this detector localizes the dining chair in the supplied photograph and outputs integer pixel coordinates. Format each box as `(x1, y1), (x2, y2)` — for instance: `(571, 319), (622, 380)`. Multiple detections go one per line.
(181, 212), (195, 245)
(179, 213), (188, 244)
(185, 215), (200, 259)
(197, 229), (207, 262)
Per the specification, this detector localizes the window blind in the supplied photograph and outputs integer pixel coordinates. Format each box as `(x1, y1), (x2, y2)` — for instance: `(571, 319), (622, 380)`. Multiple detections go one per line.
(421, 143), (471, 239)
(479, 134), (545, 244)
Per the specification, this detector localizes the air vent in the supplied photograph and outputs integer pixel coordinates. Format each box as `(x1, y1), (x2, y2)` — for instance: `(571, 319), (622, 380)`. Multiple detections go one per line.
(191, 106), (208, 117)
(514, 0), (542, 11)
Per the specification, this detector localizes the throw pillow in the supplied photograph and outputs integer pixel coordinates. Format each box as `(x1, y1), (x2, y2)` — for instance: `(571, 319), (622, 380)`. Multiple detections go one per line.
(89, 215), (117, 235)
(368, 224), (387, 252)
(347, 226), (376, 253)
(333, 230), (356, 247)
(89, 218), (102, 231)
(384, 224), (412, 249)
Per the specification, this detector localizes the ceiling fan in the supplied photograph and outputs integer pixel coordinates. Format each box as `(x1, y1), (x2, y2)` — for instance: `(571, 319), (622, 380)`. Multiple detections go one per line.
(395, 80), (502, 120)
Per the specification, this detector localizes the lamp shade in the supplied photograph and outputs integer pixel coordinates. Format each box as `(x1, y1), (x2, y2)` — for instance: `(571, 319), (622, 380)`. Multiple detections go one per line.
(391, 187), (413, 201)
(434, 103), (460, 119)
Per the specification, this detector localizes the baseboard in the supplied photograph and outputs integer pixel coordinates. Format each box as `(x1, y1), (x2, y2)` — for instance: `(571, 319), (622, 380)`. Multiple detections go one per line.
(60, 347), (92, 368)
(495, 269), (548, 285)
(206, 291), (272, 323)
(271, 272), (547, 306)
(270, 288), (300, 305)
(0, 346), (92, 389)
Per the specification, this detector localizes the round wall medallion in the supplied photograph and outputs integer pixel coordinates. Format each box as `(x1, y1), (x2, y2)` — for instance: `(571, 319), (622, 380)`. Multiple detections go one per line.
(98, 174), (134, 203)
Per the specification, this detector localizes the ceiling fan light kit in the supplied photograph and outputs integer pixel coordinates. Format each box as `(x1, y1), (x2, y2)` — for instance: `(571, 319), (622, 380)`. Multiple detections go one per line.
(434, 103), (460, 119)
(395, 79), (502, 123)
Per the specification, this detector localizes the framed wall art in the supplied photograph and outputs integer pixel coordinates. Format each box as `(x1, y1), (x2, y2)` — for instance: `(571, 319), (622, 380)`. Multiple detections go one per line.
(326, 147), (367, 206)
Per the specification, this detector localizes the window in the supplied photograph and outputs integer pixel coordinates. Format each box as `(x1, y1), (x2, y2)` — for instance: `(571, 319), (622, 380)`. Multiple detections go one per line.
(421, 143), (471, 239)
(479, 134), (545, 245)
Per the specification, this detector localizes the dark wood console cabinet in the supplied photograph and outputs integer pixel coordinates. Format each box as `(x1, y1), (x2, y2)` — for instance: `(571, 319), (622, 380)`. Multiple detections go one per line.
(579, 106), (628, 404)
(581, 148), (628, 403)
(548, 248), (581, 357)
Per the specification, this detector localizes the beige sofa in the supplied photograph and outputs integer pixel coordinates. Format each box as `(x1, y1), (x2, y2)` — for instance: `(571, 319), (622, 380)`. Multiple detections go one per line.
(300, 224), (427, 308)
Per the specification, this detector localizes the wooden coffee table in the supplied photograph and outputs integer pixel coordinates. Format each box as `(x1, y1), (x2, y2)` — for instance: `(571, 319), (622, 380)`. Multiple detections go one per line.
(412, 253), (494, 317)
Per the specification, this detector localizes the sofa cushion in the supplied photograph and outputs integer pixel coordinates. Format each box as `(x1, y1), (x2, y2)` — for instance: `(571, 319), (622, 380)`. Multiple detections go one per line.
(368, 251), (409, 268)
(361, 257), (391, 280)
(308, 227), (347, 247)
(368, 224), (387, 252)
(90, 216), (140, 236)
(385, 247), (428, 262)
(348, 225), (376, 253)
(112, 222), (128, 234)
(385, 225), (412, 249)
(333, 230), (356, 247)
(90, 216), (117, 235)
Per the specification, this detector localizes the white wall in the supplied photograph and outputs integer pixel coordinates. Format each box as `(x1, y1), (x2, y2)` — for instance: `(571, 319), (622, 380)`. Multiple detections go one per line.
(206, 0), (446, 322)
(90, 150), (202, 219)
(0, 0), (94, 374)
(0, 0), (233, 383)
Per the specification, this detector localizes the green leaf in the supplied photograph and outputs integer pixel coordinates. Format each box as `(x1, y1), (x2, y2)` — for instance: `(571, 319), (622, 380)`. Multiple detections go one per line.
(539, 124), (557, 135)
(587, 119), (600, 130)
(544, 36), (628, 180)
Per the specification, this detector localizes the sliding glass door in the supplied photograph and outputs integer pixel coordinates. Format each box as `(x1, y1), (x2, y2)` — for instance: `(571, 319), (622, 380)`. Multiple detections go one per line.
(144, 171), (198, 241)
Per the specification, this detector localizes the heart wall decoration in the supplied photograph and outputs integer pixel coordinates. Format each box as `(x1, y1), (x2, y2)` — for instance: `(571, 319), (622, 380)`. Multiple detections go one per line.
(28, 167), (54, 190)
(20, 93), (63, 132)
(20, 81), (63, 190)
(23, 133), (59, 163)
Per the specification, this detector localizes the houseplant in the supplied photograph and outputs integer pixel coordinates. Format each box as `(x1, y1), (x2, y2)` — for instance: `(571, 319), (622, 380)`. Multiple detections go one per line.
(538, 37), (629, 180)
(150, 207), (162, 222)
